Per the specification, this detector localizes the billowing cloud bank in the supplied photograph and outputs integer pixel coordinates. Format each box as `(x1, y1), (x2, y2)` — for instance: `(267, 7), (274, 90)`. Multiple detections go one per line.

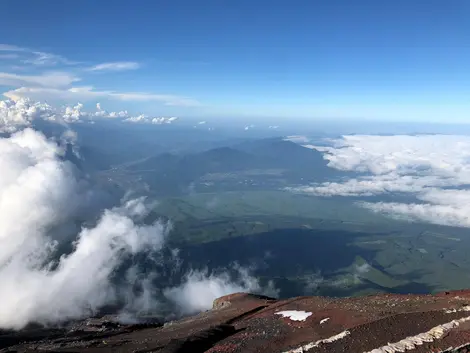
(290, 135), (470, 227)
(0, 98), (273, 330)
(0, 99), (56, 132)
(0, 127), (170, 329)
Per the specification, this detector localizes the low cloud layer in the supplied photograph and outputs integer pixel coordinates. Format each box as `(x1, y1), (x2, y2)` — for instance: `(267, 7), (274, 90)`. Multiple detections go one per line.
(290, 135), (470, 227)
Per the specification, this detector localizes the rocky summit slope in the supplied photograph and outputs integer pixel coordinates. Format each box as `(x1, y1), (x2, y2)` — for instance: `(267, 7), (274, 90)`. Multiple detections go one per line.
(3, 291), (470, 353)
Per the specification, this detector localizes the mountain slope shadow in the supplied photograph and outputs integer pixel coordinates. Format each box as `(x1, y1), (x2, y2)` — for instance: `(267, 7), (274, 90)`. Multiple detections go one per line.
(174, 228), (410, 297)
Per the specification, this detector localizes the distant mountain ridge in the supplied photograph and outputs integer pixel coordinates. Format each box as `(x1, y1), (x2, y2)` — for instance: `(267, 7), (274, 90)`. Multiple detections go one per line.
(128, 137), (333, 176)
(120, 137), (337, 196)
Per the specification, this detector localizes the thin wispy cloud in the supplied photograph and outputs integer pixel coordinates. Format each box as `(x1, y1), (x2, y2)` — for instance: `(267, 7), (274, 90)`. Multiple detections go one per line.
(0, 72), (80, 88)
(4, 86), (200, 107)
(0, 45), (76, 66)
(87, 62), (140, 72)
(0, 43), (200, 108)
(23, 51), (78, 66)
(0, 44), (26, 52)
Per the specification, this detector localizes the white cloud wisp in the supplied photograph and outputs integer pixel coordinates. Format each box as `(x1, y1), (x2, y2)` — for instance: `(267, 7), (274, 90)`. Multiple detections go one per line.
(87, 62), (140, 72)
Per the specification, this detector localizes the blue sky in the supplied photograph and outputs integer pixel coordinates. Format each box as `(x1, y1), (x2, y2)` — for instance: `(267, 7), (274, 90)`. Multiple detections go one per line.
(1, 0), (469, 122)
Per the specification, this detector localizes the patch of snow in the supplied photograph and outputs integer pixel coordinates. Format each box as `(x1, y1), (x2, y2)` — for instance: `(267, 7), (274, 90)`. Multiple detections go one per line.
(275, 310), (312, 322)
(320, 317), (330, 324)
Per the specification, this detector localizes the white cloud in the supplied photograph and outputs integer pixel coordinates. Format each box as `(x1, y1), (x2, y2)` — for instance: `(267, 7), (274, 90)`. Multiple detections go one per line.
(94, 102), (129, 119)
(0, 126), (170, 329)
(5, 86), (200, 107)
(355, 263), (371, 275)
(0, 99), (56, 132)
(291, 134), (470, 227)
(164, 267), (278, 315)
(63, 102), (87, 123)
(0, 97), (181, 129)
(361, 192), (470, 227)
(87, 62), (140, 72)
(108, 110), (129, 118)
(152, 116), (178, 124)
(124, 115), (179, 124)
(0, 98), (91, 129)
(290, 174), (454, 197)
(62, 102), (130, 122)
(0, 72), (80, 88)
(124, 114), (148, 123)
(307, 135), (470, 176)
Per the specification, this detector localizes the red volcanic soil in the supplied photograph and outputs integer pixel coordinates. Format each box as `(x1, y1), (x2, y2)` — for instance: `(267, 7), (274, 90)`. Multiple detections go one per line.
(3, 291), (470, 352)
